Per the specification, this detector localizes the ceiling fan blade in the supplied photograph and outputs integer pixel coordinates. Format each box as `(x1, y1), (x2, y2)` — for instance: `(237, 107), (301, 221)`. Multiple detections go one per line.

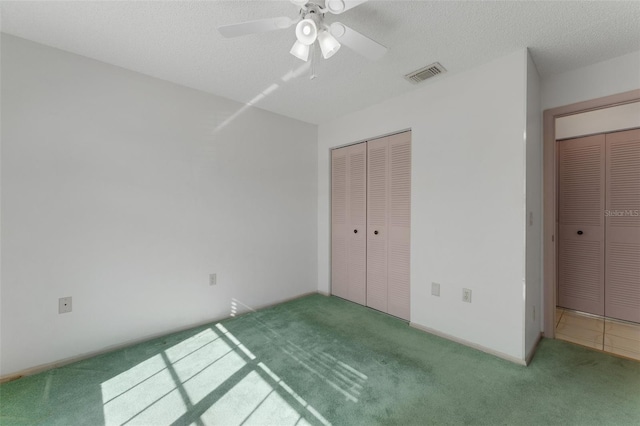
(218, 17), (295, 38)
(329, 22), (387, 61)
(325, 0), (369, 15)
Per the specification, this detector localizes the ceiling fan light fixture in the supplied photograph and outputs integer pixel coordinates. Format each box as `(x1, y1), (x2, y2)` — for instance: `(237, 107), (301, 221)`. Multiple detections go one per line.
(290, 40), (310, 61)
(318, 30), (341, 59)
(295, 18), (318, 45)
(326, 0), (345, 13)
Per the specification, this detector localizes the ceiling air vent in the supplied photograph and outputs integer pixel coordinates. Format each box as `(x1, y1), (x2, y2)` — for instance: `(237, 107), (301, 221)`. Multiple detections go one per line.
(404, 62), (447, 83)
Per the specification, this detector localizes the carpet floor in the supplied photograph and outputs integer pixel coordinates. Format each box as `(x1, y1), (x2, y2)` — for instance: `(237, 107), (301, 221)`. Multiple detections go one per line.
(1, 294), (639, 425)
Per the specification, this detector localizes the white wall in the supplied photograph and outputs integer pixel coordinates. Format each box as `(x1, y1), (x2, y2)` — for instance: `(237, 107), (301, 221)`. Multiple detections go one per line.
(524, 51), (543, 359)
(318, 50), (529, 361)
(0, 35), (318, 377)
(541, 50), (640, 110)
(556, 101), (640, 140)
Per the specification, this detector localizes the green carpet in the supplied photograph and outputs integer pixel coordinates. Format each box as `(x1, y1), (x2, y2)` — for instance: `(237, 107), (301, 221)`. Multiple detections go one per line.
(1, 294), (639, 425)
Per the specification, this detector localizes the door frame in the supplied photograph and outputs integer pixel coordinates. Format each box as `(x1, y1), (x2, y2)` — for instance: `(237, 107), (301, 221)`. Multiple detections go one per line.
(542, 89), (640, 337)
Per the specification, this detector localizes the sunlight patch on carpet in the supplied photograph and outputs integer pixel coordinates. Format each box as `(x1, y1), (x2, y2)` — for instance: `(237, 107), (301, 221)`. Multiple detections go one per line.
(99, 321), (334, 425)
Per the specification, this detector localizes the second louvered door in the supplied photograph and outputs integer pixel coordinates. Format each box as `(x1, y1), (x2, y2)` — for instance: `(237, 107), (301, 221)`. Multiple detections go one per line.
(331, 143), (367, 305)
(557, 135), (606, 315)
(331, 147), (349, 300)
(366, 137), (389, 313)
(347, 143), (367, 305)
(387, 132), (411, 320)
(605, 129), (640, 323)
(366, 132), (411, 320)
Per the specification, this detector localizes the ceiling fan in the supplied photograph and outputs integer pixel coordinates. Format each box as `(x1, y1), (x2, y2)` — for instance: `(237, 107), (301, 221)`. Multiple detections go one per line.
(218, 0), (387, 62)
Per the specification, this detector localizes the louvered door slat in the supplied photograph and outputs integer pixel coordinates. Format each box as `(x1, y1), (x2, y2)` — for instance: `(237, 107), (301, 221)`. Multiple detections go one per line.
(387, 132), (411, 320)
(558, 134), (605, 315)
(605, 129), (640, 323)
(367, 137), (389, 313)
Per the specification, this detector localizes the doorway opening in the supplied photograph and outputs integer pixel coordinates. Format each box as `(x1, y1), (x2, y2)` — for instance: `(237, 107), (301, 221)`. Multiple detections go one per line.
(543, 89), (640, 360)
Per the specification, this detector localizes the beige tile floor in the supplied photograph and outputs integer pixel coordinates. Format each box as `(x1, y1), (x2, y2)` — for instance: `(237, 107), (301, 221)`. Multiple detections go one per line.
(555, 307), (640, 361)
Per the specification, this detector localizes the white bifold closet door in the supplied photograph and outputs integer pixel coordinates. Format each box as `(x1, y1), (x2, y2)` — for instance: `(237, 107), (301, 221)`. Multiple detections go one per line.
(331, 143), (367, 305)
(558, 134), (606, 315)
(367, 132), (411, 320)
(605, 129), (640, 323)
(331, 131), (411, 321)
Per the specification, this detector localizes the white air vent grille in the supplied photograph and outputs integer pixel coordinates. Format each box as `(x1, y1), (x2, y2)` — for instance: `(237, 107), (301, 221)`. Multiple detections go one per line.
(404, 62), (446, 83)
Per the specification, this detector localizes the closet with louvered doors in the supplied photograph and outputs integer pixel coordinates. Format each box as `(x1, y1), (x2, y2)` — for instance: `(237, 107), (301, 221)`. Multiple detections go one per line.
(557, 128), (640, 323)
(331, 131), (411, 320)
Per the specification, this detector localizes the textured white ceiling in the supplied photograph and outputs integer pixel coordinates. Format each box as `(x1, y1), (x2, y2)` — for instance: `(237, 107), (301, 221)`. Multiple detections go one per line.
(1, 1), (639, 124)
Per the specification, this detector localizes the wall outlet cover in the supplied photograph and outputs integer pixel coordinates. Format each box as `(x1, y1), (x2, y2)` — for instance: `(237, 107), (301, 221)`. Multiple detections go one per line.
(462, 288), (472, 303)
(59, 296), (72, 314)
(209, 273), (217, 286)
(431, 282), (440, 297)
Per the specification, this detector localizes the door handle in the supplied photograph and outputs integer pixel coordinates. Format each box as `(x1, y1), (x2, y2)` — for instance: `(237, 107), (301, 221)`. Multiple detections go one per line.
(374, 230), (379, 235)
(577, 230), (583, 235)
(353, 229), (358, 233)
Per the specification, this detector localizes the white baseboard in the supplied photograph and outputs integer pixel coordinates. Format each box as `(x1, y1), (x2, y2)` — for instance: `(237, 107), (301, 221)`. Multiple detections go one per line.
(409, 322), (527, 366)
(0, 291), (319, 383)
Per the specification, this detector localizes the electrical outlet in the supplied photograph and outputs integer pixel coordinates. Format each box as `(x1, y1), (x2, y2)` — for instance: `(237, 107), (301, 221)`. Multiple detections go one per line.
(462, 288), (472, 303)
(209, 273), (217, 286)
(59, 297), (72, 314)
(431, 282), (440, 297)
